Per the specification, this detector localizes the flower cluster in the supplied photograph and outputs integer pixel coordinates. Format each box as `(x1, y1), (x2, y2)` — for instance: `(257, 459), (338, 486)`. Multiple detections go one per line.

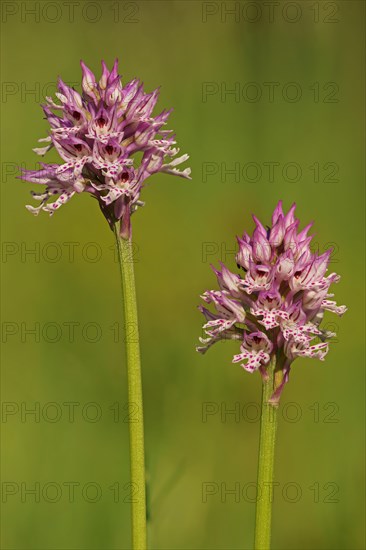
(20, 59), (191, 238)
(197, 202), (346, 403)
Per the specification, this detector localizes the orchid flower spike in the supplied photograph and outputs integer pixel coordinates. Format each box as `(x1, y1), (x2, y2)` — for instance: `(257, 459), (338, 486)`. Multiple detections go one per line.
(20, 59), (191, 239)
(197, 201), (347, 404)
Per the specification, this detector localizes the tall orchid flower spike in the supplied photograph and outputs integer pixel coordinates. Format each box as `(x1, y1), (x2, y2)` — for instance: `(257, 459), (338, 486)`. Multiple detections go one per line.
(20, 59), (190, 550)
(196, 201), (346, 550)
(21, 59), (191, 239)
(197, 200), (346, 403)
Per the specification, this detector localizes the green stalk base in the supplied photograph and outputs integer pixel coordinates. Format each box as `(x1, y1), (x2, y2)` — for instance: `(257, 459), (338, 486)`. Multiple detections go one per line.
(114, 225), (147, 550)
(254, 356), (278, 550)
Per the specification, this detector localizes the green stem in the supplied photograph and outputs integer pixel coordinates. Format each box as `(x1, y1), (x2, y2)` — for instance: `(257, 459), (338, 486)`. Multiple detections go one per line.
(254, 356), (278, 550)
(114, 225), (147, 550)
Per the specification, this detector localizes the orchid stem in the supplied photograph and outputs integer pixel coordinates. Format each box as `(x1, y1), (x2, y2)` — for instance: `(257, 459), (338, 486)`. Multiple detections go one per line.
(114, 224), (147, 550)
(254, 355), (278, 550)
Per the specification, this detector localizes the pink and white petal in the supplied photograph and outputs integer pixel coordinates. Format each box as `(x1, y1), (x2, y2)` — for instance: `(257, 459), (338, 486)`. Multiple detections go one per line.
(251, 308), (288, 330)
(232, 350), (252, 363)
(232, 350), (270, 373)
(31, 191), (49, 201)
(43, 191), (75, 215)
(301, 323), (322, 337)
(161, 165), (192, 179)
(73, 156), (91, 178)
(321, 300), (347, 316)
(240, 354), (264, 373)
(26, 204), (45, 216)
(33, 144), (53, 156)
(281, 319), (320, 344)
(100, 187), (125, 205)
(203, 318), (235, 335)
(33, 136), (53, 156)
(55, 161), (75, 174)
(46, 96), (64, 110)
(282, 324), (309, 343)
(298, 342), (328, 361)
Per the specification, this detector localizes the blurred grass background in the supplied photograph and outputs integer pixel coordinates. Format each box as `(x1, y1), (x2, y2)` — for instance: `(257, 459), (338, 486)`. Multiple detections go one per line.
(1, 1), (365, 549)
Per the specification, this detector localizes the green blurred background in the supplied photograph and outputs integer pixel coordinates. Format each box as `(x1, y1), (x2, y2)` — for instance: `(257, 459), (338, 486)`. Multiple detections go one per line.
(1, 1), (365, 548)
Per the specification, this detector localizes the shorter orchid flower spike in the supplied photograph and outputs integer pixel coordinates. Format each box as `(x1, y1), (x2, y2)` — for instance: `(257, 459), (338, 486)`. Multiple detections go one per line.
(20, 59), (191, 239)
(197, 201), (347, 404)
